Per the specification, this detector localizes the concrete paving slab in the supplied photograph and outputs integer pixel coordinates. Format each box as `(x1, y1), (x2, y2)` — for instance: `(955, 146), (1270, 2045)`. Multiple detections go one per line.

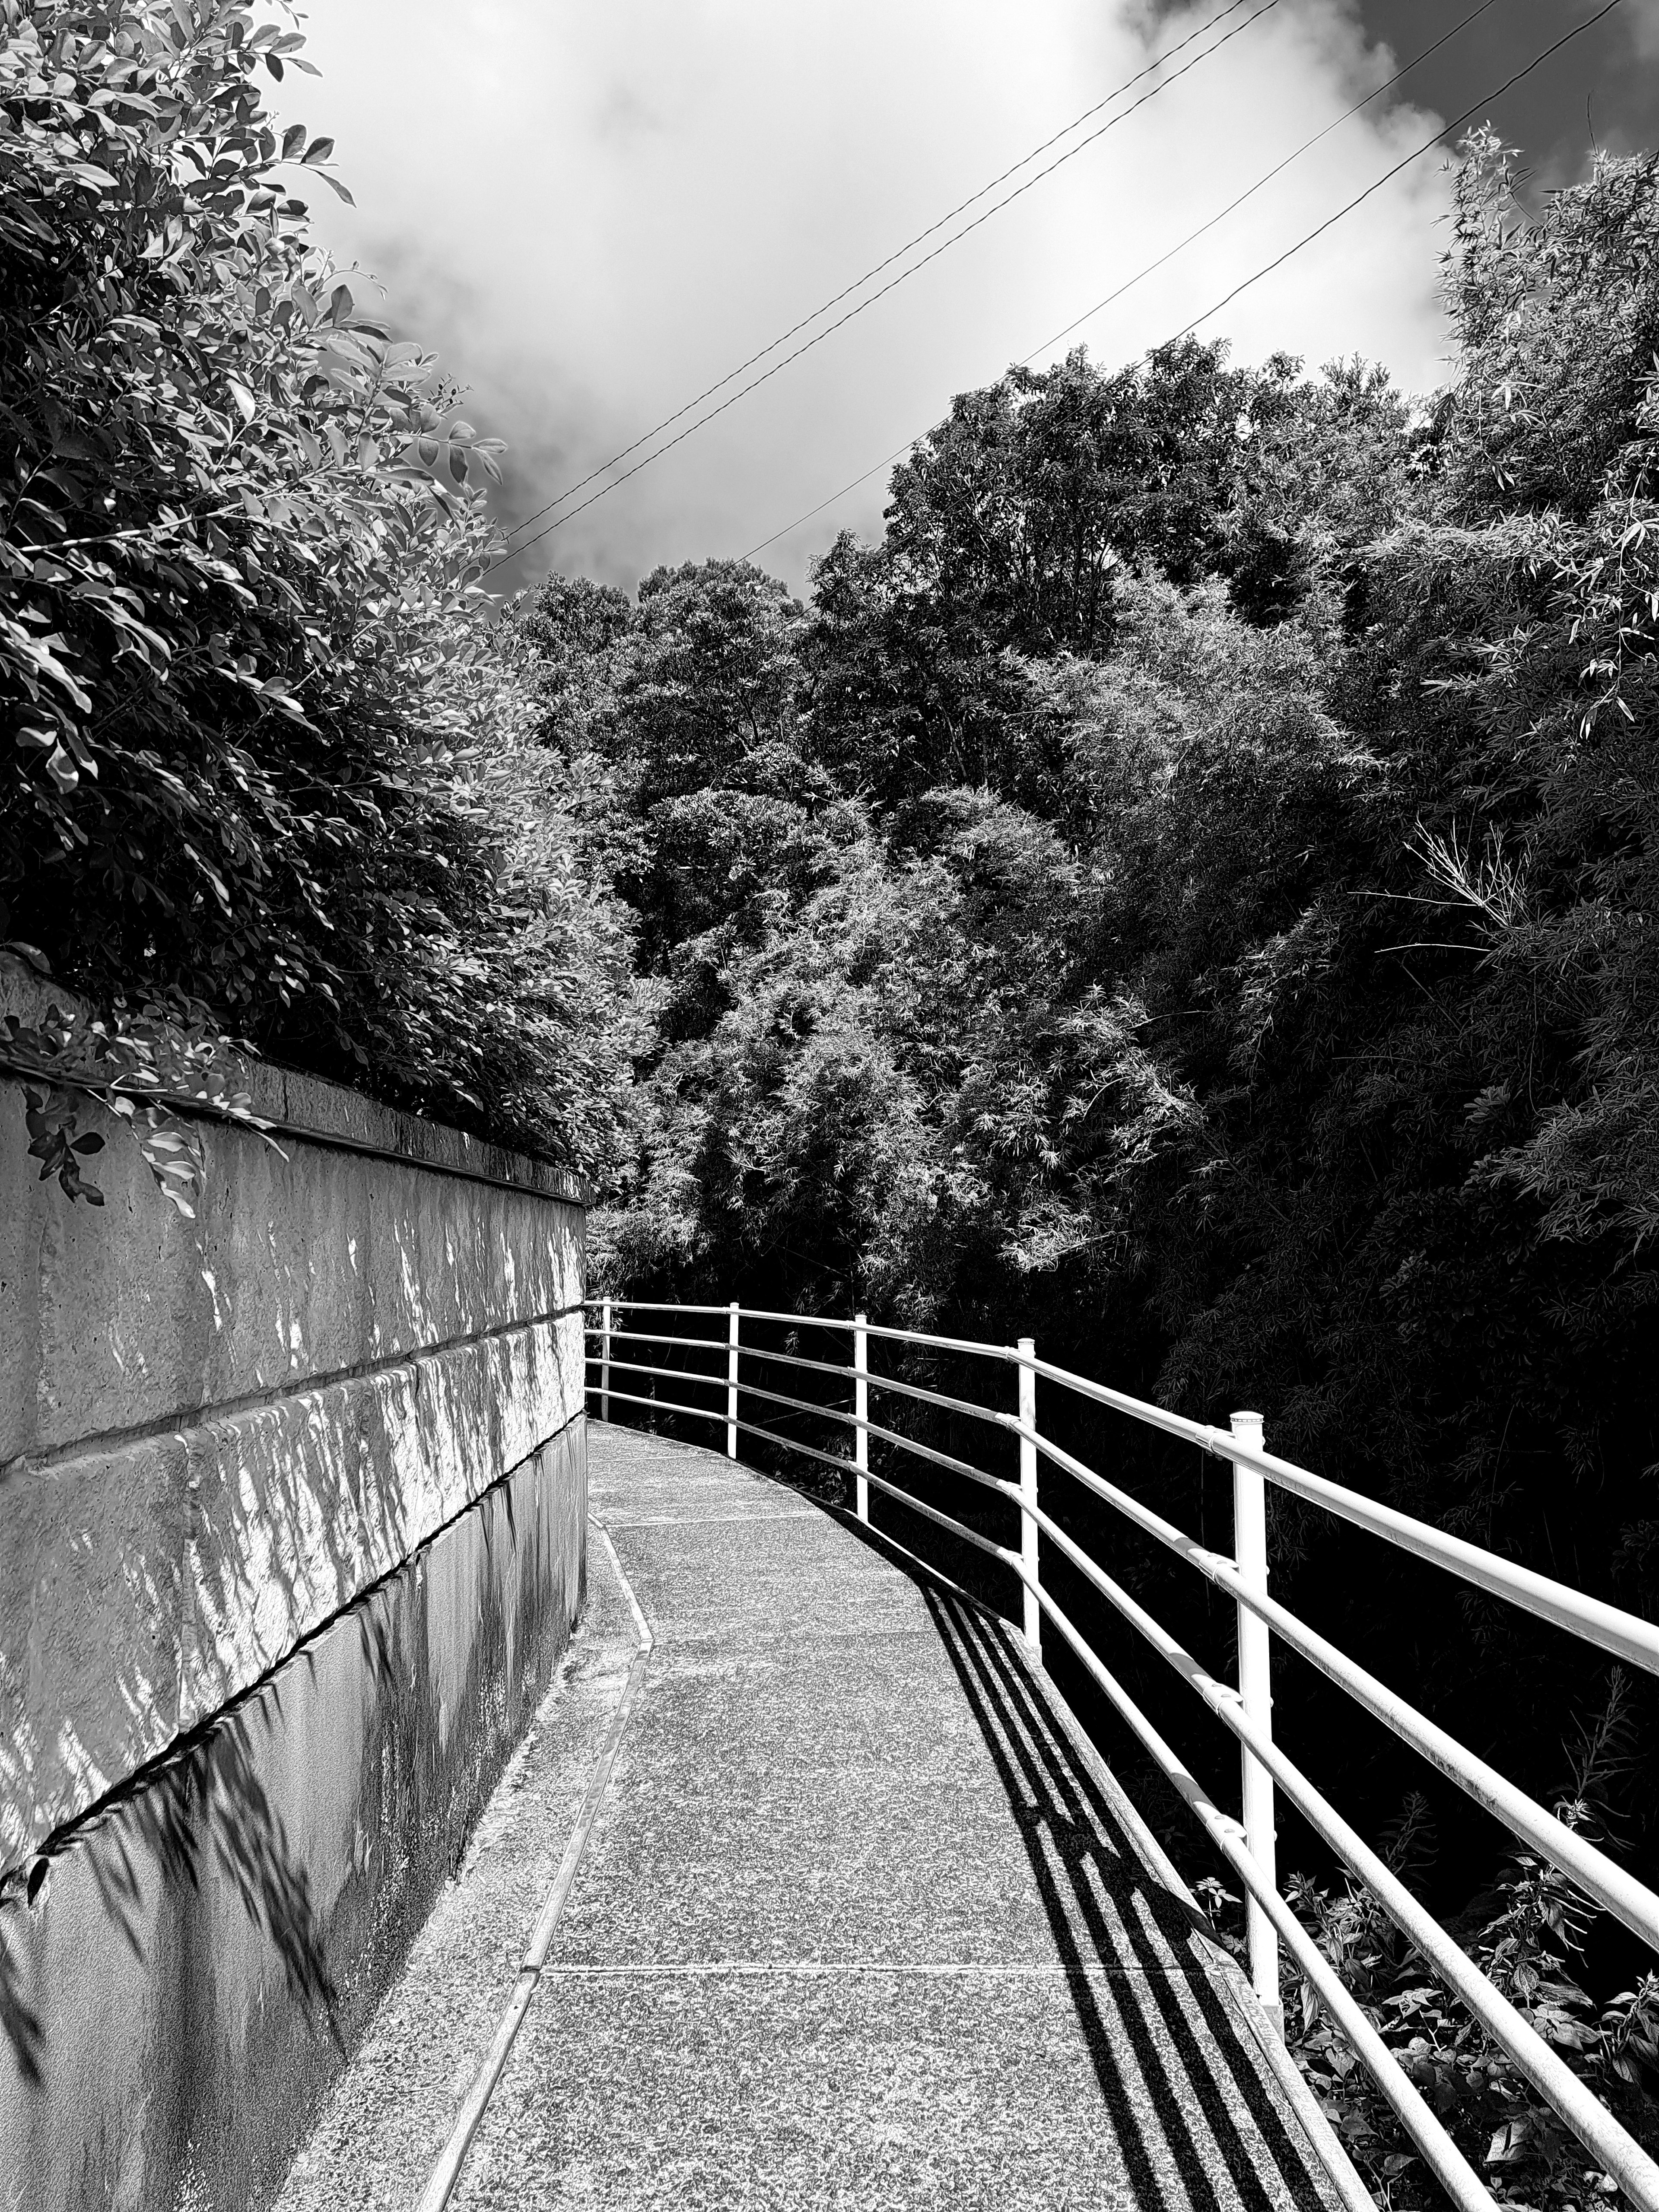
(548, 1666), (1188, 1967)
(583, 1631), (982, 1777)
(606, 1513), (941, 1648)
(590, 1449), (807, 1526)
(452, 1965), (1328, 2212)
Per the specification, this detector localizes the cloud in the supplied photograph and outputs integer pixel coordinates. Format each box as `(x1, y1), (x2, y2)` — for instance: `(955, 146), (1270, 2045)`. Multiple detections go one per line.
(1629, 0), (1659, 61)
(281, 0), (1455, 595)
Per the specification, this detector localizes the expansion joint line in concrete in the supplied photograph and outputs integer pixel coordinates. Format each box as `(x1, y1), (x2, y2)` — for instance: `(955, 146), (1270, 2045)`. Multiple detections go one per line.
(603, 1509), (824, 1529)
(2, 1411), (587, 1898)
(206, 1106), (586, 1206)
(415, 1519), (653, 2212)
(0, 1301), (588, 1486)
(530, 1961), (1193, 1979)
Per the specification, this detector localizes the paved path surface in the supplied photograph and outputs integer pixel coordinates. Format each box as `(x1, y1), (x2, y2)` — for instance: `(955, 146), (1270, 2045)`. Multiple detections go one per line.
(278, 1424), (1356, 2212)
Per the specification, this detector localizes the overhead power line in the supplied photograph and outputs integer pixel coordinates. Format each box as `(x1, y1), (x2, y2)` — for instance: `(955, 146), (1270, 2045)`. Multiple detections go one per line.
(1020, 0), (1503, 364)
(1159, 0), (1626, 351)
(493, 0), (1271, 558)
(494, 0), (1270, 557)
(485, 0), (1283, 575)
(740, 0), (1624, 564)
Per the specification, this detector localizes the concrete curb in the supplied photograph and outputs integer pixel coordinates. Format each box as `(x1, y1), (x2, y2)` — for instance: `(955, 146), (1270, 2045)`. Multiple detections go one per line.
(415, 1519), (652, 2210)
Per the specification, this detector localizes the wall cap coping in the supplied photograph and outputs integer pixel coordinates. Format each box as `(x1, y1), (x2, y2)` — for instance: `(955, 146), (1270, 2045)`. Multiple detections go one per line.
(0, 952), (586, 1207)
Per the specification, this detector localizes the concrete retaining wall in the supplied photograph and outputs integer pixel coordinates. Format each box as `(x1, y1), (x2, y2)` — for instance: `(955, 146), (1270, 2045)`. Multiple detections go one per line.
(0, 958), (588, 2209)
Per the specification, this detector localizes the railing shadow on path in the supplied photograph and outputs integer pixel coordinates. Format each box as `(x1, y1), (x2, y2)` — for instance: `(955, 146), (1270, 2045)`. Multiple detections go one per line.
(923, 1583), (1332, 2212)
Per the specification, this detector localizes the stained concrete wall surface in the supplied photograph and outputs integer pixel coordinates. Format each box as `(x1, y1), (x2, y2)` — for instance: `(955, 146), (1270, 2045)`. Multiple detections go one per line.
(0, 959), (587, 2210)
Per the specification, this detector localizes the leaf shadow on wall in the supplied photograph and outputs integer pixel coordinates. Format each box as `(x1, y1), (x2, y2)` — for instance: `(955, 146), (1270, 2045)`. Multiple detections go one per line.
(0, 1635), (363, 2093)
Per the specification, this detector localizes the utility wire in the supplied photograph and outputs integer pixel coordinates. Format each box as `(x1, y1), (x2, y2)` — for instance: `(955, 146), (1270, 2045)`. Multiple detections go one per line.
(492, 0), (1268, 558)
(1160, 0), (1624, 349)
(741, 0), (1623, 563)
(484, 0), (1282, 576)
(1022, 0), (1502, 362)
(737, 0), (1499, 559)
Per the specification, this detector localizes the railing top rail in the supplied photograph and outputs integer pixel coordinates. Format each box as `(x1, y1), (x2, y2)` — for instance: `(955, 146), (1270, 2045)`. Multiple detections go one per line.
(584, 1325), (732, 1357)
(1026, 1357), (1659, 1677)
(1216, 1431), (1659, 1678)
(589, 1298), (1017, 1363)
(588, 1300), (735, 1318)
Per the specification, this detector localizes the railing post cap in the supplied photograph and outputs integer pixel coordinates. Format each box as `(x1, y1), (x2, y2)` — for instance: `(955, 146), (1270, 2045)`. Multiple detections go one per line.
(1230, 1409), (1264, 1435)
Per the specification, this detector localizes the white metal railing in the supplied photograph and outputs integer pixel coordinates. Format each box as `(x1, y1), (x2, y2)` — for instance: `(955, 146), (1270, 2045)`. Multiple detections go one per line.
(585, 1297), (1659, 2212)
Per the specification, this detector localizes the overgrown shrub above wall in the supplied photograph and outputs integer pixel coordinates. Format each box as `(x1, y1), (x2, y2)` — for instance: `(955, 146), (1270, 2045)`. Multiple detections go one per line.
(0, 0), (637, 1186)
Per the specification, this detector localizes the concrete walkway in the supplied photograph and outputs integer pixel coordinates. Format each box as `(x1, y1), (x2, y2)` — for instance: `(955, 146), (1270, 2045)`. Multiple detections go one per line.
(278, 1424), (1358, 2212)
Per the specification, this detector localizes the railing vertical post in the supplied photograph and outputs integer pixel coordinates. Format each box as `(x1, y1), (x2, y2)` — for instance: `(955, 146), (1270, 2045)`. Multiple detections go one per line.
(854, 1313), (869, 1522)
(727, 1302), (740, 1461)
(600, 1298), (612, 1424)
(1231, 1408), (1281, 2032)
(1018, 1338), (1040, 1654)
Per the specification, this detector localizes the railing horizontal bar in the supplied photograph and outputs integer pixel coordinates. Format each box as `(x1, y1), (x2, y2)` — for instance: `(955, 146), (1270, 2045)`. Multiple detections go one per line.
(586, 1359), (725, 1400)
(1008, 1349), (1659, 1676)
(593, 1361), (1016, 1499)
(585, 1363), (725, 1397)
(701, 1339), (1012, 1432)
(859, 1465), (1022, 1569)
(1017, 1348), (1219, 1448)
(634, 1361), (1024, 1507)
(592, 1386), (727, 1428)
(1220, 1435), (1659, 1680)
(594, 1390), (874, 1495)
(1022, 1427), (1659, 1955)
(1025, 1580), (1496, 2212)
(733, 1374), (863, 1433)
(764, 1310), (1009, 1360)
(861, 1367), (1010, 1426)
(1029, 1522), (1659, 2205)
(773, 1392), (1021, 1504)
(707, 1342), (855, 1385)
(745, 1380), (1022, 1508)
(585, 1326), (731, 1357)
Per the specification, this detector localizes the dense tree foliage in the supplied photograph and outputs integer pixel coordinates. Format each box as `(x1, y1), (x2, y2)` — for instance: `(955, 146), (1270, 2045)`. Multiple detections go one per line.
(1, 0), (633, 1184)
(529, 134), (1659, 2202)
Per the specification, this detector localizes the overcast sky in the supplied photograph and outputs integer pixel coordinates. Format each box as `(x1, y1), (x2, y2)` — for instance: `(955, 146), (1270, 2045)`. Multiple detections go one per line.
(277, 0), (1656, 599)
